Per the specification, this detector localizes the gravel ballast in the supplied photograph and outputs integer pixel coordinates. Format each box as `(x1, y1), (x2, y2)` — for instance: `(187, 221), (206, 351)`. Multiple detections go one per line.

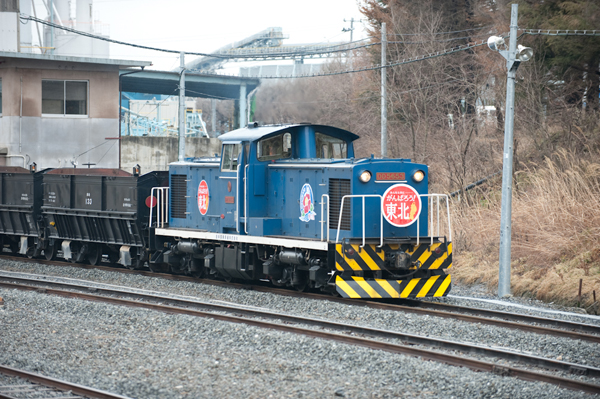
(1, 258), (599, 398)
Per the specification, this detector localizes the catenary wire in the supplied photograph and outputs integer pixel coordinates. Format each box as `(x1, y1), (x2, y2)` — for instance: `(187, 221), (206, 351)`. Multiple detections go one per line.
(18, 14), (378, 59)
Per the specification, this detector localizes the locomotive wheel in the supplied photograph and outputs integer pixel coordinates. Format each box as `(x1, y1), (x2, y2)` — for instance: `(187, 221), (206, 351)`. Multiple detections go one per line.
(270, 278), (285, 287)
(293, 282), (308, 292)
(44, 242), (57, 260)
(87, 244), (102, 266)
(148, 262), (169, 273)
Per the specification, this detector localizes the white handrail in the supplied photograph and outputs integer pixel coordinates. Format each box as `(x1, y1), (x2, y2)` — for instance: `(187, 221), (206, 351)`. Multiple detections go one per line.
(330, 193), (452, 248)
(148, 187), (169, 246)
(244, 164), (249, 234)
(320, 194), (329, 242)
(417, 194), (452, 245)
(335, 194), (383, 248)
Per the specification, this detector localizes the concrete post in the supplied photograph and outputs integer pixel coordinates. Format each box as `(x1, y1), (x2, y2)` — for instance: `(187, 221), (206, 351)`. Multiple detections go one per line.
(239, 83), (247, 129)
(381, 22), (387, 157)
(211, 98), (217, 136)
(498, 4), (520, 297)
(178, 51), (185, 162)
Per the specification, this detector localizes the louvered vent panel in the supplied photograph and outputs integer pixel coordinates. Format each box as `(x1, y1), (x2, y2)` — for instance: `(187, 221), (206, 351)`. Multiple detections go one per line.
(329, 178), (351, 231)
(170, 175), (187, 219)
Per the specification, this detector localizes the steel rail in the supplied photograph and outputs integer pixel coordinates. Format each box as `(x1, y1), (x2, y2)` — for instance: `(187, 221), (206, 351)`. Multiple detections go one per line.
(0, 365), (132, 399)
(2, 255), (599, 339)
(1, 279), (600, 394)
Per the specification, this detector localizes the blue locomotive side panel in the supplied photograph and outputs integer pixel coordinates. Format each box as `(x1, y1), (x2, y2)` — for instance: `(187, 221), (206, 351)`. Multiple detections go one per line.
(169, 155), (243, 234)
(264, 161), (430, 241)
(168, 124), (432, 242)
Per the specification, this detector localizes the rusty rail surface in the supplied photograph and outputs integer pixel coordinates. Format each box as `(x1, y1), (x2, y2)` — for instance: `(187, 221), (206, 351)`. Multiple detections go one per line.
(2, 254), (599, 340)
(0, 364), (132, 399)
(1, 278), (599, 394)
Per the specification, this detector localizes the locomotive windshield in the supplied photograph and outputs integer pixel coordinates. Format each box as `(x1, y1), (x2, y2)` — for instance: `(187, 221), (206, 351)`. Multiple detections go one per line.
(221, 143), (242, 171)
(315, 132), (347, 159)
(257, 132), (292, 161)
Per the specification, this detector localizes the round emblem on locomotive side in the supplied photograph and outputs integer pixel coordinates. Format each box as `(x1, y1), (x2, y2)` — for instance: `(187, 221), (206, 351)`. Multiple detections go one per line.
(198, 180), (209, 215)
(299, 183), (317, 222)
(381, 184), (421, 227)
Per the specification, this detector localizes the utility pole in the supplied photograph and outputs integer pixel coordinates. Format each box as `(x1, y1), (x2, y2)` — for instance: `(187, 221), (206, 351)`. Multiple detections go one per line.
(343, 18), (362, 42)
(178, 52), (186, 162)
(50, 0), (54, 54)
(381, 22), (387, 158)
(487, 5), (532, 297)
(497, 6), (519, 297)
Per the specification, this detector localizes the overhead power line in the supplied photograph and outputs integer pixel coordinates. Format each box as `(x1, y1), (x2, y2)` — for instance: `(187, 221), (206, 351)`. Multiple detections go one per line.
(260, 40), (492, 79)
(521, 29), (600, 37)
(19, 14), (376, 60)
(18, 12), (600, 81)
(388, 25), (494, 36)
(259, 29), (600, 79)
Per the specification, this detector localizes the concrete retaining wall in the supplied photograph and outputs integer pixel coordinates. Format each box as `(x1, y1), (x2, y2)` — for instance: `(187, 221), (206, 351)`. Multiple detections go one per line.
(121, 136), (221, 172)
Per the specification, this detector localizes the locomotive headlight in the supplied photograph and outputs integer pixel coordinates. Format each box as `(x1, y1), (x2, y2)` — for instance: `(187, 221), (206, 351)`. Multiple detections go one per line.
(358, 170), (372, 183)
(412, 170), (425, 183)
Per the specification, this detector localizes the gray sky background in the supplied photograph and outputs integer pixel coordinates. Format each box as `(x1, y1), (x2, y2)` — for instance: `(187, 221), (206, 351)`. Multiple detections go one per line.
(91, 0), (369, 71)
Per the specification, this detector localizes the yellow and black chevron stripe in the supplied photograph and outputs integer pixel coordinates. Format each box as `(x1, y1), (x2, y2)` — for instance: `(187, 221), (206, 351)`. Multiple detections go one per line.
(335, 242), (452, 271)
(335, 274), (451, 299)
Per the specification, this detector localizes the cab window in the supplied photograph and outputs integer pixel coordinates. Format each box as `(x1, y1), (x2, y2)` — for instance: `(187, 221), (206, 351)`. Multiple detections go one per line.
(257, 133), (292, 161)
(221, 143), (241, 171)
(316, 132), (347, 159)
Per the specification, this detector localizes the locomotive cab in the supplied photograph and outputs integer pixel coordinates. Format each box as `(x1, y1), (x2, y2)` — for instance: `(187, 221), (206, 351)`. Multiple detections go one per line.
(152, 123), (452, 299)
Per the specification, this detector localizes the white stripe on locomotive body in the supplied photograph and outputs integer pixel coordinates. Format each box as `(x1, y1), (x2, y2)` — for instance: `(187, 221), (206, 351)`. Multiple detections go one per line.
(155, 228), (329, 251)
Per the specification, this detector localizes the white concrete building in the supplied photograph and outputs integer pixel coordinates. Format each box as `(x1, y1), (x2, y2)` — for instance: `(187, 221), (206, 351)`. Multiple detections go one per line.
(0, 51), (150, 169)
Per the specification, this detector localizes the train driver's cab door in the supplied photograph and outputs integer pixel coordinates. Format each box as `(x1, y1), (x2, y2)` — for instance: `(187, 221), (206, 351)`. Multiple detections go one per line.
(220, 142), (243, 233)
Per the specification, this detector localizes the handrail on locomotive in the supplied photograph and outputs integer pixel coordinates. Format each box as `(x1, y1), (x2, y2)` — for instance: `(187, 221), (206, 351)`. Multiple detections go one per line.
(149, 189), (452, 247)
(333, 193), (452, 247)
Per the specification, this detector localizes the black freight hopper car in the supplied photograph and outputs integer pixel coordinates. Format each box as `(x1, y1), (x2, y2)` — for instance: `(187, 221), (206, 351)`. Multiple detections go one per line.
(0, 166), (43, 256)
(41, 168), (168, 266)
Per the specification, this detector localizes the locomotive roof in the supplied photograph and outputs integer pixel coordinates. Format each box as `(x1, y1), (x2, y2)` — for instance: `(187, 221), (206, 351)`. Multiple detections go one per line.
(218, 123), (360, 143)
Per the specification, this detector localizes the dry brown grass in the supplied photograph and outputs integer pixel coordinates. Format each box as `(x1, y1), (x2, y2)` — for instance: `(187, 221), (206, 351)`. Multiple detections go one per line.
(451, 150), (600, 309)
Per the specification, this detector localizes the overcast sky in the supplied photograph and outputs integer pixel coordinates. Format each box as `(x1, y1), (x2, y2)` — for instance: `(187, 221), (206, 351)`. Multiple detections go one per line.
(88, 0), (369, 71)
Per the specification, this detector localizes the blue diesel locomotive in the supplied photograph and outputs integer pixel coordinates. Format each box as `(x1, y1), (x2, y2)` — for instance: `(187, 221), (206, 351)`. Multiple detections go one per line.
(149, 123), (453, 299)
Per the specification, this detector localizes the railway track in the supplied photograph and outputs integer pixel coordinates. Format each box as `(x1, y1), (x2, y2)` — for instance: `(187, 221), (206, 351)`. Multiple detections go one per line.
(0, 364), (131, 399)
(2, 254), (599, 341)
(1, 273), (599, 394)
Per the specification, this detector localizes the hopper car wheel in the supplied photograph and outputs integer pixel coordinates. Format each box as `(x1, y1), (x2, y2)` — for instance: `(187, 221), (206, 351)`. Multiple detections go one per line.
(8, 240), (19, 254)
(128, 257), (146, 270)
(107, 249), (119, 265)
(87, 244), (102, 266)
(44, 242), (57, 260)
(69, 242), (86, 264)
(26, 246), (35, 259)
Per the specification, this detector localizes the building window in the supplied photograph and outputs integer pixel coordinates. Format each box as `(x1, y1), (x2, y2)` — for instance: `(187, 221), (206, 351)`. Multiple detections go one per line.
(42, 80), (88, 116)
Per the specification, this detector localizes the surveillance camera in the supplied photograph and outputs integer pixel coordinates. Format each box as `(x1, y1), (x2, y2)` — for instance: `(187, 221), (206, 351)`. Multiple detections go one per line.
(487, 36), (505, 51)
